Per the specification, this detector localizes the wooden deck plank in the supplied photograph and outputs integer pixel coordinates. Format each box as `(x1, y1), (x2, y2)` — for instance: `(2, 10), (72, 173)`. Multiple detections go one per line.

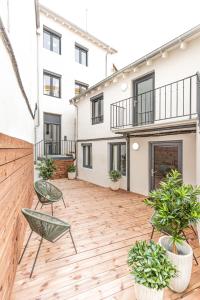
(12, 179), (200, 300)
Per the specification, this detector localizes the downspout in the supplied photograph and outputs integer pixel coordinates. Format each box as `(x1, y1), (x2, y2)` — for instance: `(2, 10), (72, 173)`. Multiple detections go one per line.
(105, 51), (108, 77)
(126, 134), (130, 191)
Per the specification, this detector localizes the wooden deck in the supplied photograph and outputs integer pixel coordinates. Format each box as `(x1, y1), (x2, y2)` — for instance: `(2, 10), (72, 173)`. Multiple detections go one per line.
(12, 179), (200, 300)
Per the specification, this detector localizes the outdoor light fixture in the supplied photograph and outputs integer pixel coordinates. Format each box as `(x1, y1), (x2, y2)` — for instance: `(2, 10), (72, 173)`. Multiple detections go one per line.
(132, 142), (140, 151)
(146, 59), (152, 66)
(121, 83), (128, 92)
(161, 51), (168, 58)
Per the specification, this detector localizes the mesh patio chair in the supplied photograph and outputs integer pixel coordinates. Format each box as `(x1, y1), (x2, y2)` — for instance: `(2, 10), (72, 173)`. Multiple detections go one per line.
(150, 212), (198, 265)
(19, 208), (77, 277)
(34, 180), (66, 216)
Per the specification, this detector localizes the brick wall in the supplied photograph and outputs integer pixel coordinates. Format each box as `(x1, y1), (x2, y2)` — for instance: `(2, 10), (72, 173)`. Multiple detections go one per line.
(52, 159), (74, 179)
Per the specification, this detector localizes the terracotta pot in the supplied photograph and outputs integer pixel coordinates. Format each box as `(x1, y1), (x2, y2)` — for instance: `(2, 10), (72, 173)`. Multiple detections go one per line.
(159, 236), (193, 293)
(110, 180), (120, 191)
(134, 283), (164, 300)
(68, 172), (76, 180)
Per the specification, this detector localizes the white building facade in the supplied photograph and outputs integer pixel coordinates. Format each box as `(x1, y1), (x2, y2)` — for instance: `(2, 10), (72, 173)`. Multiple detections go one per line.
(71, 25), (200, 196)
(35, 5), (116, 158)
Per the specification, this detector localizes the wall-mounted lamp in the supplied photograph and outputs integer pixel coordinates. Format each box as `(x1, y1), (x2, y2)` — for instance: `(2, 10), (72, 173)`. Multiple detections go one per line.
(121, 83), (128, 92)
(132, 142), (140, 151)
(180, 41), (187, 50)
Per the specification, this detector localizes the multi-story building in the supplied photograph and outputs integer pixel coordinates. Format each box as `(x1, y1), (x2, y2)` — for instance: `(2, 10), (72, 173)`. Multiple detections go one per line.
(70, 25), (200, 196)
(35, 5), (117, 158)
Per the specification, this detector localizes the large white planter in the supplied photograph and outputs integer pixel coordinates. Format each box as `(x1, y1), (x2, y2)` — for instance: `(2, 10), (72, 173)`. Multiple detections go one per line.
(110, 180), (120, 191)
(68, 172), (76, 180)
(134, 283), (164, 300)
(159, 236), (193, 293)
(196, 221), (200, 244)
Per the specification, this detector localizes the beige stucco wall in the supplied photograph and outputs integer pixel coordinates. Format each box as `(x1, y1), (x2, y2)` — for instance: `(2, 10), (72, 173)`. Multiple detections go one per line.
(130, 133), (196, 195)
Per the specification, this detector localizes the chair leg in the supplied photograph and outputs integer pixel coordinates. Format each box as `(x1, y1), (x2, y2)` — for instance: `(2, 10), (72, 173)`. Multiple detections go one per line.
(69, 229), (77, 254)
(62, 197), (66, 208)
(18, 231), (33, 264)
(40, 204), (43, 209)
(51, 203), (53, 216)
(35, 201), (39, 210)
(150, 226), (155, 241)
(190, 225), (197, 236)
(30, 237), (43, 278)
(182, 231), (198, 265)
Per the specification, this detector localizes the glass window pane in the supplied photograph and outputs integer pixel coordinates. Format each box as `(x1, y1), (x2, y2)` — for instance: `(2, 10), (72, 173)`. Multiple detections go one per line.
(112, 145), (118, 171)
(75, 47), (80, 63)
(43, 31), (51, 50)
(81, 50), (87, 66)
(120, 144), (126, 175)
(43, 74), (51, 95)
(52, 77), (60, 97)
(52, 36), (60, 54)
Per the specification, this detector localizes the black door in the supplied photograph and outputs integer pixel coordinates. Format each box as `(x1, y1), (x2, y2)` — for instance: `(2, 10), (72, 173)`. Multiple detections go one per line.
(133, 73), (154, 126)
(44, 113), (61, 155)
(150, 141), (182, 190)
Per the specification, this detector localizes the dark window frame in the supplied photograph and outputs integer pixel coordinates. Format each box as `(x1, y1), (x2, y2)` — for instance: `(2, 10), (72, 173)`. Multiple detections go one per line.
(82, 143), (92, 168)
(43, 26), (61, 54)
(91, 93), (104, 125)
(43, 70), (61, 98)
(110, 142), (126, 176)
(75, 43), (88, 66)
(75, 80), (89, 95)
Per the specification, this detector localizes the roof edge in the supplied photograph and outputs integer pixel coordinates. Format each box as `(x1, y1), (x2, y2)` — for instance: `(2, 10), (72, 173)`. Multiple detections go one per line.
(39, 4), (117, 54)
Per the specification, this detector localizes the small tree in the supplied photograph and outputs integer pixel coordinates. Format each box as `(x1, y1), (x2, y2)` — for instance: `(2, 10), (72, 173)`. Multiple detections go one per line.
(37, 158), (56, 180)
(128, 240), (176, 290)
(109, 170), (122, 182)
(145, 170), (200, 253)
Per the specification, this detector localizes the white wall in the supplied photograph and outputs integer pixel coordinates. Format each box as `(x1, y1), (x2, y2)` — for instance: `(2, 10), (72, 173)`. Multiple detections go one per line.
(0, 0), (37, 143)
(36, 12), (113, 143)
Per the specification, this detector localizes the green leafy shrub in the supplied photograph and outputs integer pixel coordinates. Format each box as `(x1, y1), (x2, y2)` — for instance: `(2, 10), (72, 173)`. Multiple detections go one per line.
(145, 170), (200, 253)
(68, 164), (76, 172)
(109, 170), (122, 182)
(37, 158), (56, 180)
(128, 240), (176, 290)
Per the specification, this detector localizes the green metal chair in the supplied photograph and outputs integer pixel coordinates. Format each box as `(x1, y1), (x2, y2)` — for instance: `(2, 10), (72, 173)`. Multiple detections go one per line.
(34, 180), (66, 216)
(18, 208), (77, 277)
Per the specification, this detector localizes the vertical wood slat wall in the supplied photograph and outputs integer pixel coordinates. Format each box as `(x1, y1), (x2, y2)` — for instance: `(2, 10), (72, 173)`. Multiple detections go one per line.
(0, 133), (34, 300)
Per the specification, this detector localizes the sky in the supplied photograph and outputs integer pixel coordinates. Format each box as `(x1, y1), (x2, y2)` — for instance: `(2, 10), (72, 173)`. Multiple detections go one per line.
(40, 0), (200, 69)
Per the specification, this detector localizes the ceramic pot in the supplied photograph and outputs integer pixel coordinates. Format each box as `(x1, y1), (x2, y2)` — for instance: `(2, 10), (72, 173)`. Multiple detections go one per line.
(134, 282), (164, 300)
(68, 172), (76, 180)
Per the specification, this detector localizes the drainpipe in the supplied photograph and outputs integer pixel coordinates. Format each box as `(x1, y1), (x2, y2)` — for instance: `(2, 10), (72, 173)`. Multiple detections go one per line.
(126, 134), (130, 191)
(105, 52), (108, 77)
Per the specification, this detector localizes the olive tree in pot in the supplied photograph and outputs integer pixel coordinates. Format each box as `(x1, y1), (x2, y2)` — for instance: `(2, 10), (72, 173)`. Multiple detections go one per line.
(67, 164), (76, 180)
(145, 170), (200, 293)
(109, 170), (122, 191)
(128, 240), (176, 300)
(37, 158), (56, 181)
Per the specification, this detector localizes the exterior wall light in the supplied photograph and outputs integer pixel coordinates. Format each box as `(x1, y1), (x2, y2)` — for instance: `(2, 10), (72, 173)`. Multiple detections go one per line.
(161, 51), (168, 58)
(121, 83), (128, 92)
(132, 142), (140, 151)
(180, 41), (187, 50)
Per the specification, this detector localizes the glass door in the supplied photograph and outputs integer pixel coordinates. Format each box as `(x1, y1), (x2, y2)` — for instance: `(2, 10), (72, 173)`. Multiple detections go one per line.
(133, 73), (154, 125)
(44, 113), (61, 155)
(150, 141), (182, 190)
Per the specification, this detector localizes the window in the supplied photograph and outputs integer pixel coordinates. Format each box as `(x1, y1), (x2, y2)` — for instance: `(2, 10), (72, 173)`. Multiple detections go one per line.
(43, 27), (61, 54)
(75, 43), (88, 66)
(75, 81), (88, 95)
(82, 144), (92, 168)
(43, 71), (61, 98)
(91, 93), (104, 125)
(110, 143), (126, 175)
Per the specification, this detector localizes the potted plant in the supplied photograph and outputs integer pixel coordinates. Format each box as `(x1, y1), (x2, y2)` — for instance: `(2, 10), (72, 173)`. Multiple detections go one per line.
(37, 158), (56, 181)
(145, 170), (200, 293)
(109, 170), (122, 191)
(128, 240), (176, 300)
(67, 164), (76, 180)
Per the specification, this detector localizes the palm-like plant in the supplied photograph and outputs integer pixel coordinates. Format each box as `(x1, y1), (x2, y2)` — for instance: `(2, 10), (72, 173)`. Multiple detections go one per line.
(37, 158), (56, 180)
(145, 170), (200, 253)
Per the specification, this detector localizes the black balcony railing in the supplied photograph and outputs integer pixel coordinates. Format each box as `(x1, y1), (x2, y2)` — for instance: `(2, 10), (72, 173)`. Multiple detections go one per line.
(35, 140), (76, 161)
(111, 73), (200, 130)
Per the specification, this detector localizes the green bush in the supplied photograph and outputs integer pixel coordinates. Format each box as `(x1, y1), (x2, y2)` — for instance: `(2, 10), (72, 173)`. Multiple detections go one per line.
(128, 240), (176, 290)
(145, 170), (200, 253)
(109, 170), (122, 182)
(37, 158), (56, 180)
(68, 164), (76, 172)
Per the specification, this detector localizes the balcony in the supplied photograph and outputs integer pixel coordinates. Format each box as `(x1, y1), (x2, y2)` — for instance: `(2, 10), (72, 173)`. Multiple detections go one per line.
(111, 73), (200, 133)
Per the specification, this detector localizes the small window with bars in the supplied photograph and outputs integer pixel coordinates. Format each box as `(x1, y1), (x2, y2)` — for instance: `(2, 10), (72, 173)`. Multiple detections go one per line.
(91, 93), (104, 125)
